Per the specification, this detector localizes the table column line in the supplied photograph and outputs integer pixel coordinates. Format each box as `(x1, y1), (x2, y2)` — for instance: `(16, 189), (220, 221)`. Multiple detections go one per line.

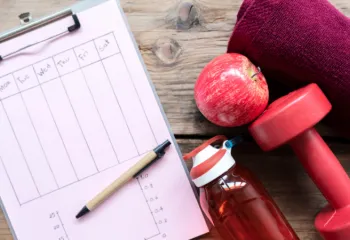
(92, 40), (140, 155)
(12, 73), (60, 190)
(51, 57), (99, 173)
(0, 156), (21, 205)
(32, 65), (79, 182)
(18, 129), (144, 205)
(136, 177), (161, 239)
(72, 48), (120, 165)
(0, 33), (117, 102)
(111, 33), (158, 145)
(0, 100), (40, 199)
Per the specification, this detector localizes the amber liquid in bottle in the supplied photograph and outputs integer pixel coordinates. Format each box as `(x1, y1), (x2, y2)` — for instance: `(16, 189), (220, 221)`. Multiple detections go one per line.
(204, 164), (299, 240)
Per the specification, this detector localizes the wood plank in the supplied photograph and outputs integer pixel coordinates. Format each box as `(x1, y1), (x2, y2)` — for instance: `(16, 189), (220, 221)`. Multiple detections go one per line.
(1, 0), (349, 137)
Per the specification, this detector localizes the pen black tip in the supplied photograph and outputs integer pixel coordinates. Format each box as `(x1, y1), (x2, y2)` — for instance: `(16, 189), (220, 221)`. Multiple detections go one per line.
(76, 206), (90, 219)
(153, 140), (171, 154)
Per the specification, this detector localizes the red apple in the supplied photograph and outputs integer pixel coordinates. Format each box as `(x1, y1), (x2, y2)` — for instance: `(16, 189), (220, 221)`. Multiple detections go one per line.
(194, 53), (269, 127)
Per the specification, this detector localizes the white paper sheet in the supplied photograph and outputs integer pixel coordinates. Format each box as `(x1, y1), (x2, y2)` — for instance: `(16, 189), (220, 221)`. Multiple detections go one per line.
(0, 1), (208, 239)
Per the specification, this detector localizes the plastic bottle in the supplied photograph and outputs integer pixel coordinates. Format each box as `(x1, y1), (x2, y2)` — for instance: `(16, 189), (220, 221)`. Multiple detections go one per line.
(183, 135), (299, 240)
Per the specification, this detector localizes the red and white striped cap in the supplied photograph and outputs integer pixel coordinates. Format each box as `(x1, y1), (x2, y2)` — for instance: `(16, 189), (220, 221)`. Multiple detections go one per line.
(183, 136), (236, 187)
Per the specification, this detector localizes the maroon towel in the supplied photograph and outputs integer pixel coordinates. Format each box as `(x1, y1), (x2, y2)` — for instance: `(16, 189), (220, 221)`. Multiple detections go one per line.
(227, 0), (350, 135)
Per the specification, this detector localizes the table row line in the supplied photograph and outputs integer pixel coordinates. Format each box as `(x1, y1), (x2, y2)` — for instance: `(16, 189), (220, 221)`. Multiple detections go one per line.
(0, 54), (157, 204)
(0, 32), (120, 100)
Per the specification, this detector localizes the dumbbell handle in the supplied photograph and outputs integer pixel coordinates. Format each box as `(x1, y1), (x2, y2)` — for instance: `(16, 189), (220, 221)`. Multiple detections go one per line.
(289, 128), (350, 209)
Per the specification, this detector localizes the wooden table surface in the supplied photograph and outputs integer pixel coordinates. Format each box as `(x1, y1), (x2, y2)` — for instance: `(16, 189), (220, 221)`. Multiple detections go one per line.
(0, 0), (349, 239)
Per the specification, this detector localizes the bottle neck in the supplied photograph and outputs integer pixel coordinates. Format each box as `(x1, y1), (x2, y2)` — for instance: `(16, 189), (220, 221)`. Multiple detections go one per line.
(203, 163), (238, 188)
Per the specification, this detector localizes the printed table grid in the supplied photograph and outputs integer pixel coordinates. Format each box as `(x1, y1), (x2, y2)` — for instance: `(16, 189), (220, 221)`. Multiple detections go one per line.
(0, 32), (158, 205)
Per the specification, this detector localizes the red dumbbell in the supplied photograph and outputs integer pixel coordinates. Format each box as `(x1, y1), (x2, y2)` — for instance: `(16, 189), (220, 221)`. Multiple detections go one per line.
(249, 83), (350, 240)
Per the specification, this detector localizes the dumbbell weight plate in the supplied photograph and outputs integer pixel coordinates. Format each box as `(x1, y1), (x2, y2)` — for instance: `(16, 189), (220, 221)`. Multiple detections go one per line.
(249, 83), (332, 151)
(315, 204), (350, 240)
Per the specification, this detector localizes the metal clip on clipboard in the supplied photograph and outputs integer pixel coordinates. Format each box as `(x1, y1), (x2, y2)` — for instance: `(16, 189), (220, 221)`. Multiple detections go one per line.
(0, 9), (81, 62)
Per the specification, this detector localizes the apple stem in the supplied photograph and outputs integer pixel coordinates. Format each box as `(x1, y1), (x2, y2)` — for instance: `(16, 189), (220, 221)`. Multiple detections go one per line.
(251, 67), (261, 78)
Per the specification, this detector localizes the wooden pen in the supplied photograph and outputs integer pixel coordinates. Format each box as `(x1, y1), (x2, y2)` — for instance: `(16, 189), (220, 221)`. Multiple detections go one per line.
(76, 140), (171, 219)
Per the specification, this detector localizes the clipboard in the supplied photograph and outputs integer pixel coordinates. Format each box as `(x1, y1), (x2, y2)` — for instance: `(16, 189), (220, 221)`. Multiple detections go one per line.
(0, 1), (208, 239)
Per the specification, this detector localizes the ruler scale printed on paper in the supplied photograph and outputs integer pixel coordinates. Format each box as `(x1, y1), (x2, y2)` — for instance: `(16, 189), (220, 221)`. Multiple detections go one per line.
(0, 1), (208, 240)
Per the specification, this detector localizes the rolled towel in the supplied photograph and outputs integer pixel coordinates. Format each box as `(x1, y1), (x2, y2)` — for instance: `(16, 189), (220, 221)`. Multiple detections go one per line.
(228, 0), (350, 135)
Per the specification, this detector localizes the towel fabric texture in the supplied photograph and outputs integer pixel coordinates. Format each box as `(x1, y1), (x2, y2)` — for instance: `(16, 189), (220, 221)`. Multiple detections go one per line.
(227, 0), (350, 135)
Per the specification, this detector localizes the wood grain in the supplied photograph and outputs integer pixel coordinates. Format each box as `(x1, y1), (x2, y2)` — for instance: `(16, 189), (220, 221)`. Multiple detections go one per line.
(0, 0), (350, 240)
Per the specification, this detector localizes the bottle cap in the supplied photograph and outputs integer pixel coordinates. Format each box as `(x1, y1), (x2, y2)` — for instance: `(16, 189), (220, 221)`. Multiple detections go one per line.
(183, 136), (237, 187)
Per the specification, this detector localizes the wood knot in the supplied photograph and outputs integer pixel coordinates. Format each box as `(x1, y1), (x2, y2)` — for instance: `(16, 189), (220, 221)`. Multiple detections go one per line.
(176, 2), (199, 30)
(153, 38), (182, 66)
